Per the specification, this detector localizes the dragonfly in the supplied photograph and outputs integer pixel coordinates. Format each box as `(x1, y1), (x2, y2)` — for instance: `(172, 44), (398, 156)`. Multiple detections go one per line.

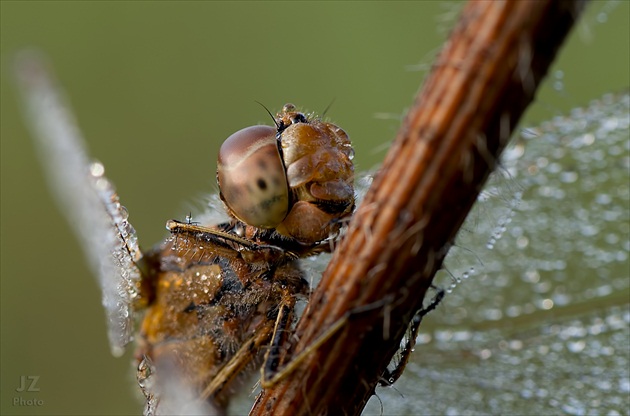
(135, 103), (355, 412)
(14, 52), (357, 414)
(18, 50), (628, 415)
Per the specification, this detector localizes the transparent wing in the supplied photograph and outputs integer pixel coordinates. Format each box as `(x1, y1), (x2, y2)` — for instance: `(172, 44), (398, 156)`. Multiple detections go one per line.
(138, 356), (220, 416)
(364, 92), (630, 414)
(14, 51), (141, 356)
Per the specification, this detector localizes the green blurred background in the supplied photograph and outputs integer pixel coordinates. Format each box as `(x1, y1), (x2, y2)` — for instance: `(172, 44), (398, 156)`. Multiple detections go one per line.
(1, 1), (628, 415)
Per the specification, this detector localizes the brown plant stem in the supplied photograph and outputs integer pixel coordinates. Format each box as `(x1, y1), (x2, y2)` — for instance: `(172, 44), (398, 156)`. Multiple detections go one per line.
(250, 1), (587, 415)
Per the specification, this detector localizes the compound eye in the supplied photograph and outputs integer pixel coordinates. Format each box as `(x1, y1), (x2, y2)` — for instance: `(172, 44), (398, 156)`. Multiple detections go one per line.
(217, 125), (289, 228)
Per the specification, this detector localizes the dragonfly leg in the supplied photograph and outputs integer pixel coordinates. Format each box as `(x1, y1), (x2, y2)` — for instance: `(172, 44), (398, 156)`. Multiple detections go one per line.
(200, 320), (275, 401)
(259, 293), (389, 388)
(260, 288), (442, 389)
(260, 305), (347, 389)
(379, 286), (444, 386)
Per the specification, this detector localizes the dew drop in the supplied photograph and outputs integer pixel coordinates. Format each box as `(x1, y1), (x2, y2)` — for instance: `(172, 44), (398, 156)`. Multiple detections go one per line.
(516, 236), (529, 249)
(560, 171), (578, 183)
(567, 340), (586, 353)
(478, 349), (492, 360)
(119, 205), (129, 221)
(595, 193), (612, 205)
(89, 161), (105, 177)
